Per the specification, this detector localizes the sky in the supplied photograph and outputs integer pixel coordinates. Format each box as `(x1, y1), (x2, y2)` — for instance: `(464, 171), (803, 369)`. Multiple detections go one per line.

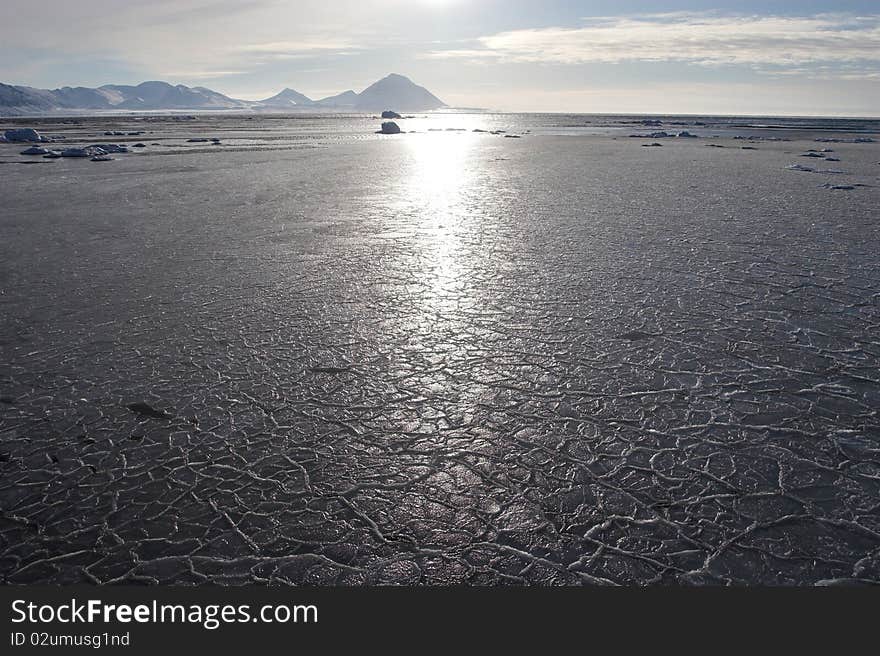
(2, 0), (880, 115)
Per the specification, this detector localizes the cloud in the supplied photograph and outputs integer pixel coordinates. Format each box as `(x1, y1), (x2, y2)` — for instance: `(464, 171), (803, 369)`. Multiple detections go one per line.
(237, 39), (362, 56)
(161, 70), (251, 79)
(428, 13), (880, 71)
(0, 0), (378, 83)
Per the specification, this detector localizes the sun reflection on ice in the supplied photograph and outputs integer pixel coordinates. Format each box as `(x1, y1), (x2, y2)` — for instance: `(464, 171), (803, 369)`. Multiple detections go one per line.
(372, 127), (502, 488)
(402, 131), (480, 306)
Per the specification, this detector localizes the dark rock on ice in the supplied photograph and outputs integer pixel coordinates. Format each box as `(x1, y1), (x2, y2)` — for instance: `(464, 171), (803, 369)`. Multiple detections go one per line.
(381, 110), (402, 119)
(642, 143), (663, 147)
(378, 122), (402, 134)
(310, 366), (353, 374)
(615, 331), (656, 341)
(127, 402), (174, 420)
(677, 131), (698, 138)
(20, 146), (52, 155)
(90, 155), (113, 162)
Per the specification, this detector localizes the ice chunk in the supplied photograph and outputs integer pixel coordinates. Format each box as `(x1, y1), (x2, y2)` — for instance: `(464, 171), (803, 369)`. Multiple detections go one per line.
(4, 128), (43, 143)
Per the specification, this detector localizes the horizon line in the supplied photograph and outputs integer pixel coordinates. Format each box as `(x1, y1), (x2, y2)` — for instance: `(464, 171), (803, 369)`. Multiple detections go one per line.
(2, 108), (878, 121)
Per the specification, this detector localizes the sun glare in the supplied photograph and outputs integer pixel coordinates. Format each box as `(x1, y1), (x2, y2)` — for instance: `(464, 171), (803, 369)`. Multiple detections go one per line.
(403, 132), (478, 304)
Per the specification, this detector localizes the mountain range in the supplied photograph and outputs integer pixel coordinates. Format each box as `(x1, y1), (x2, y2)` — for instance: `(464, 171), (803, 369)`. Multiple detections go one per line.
(0, 74), (445, 115)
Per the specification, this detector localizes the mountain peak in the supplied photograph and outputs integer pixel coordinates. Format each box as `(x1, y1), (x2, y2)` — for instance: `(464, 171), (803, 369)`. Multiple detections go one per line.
(355, 73), (444, 112)
(260, 87), (314, 107)
(314, 90), (359, 107)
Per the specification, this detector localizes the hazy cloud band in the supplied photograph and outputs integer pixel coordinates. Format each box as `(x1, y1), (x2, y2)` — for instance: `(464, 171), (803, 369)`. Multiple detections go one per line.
(429, 13), (880, 71)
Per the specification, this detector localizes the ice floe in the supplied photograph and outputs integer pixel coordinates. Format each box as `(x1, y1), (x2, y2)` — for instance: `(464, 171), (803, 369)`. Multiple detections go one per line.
(61, 146), (105, 158)
(815, 137), (875, 143)
(20, 146), (52, 155)
(4, 128), (46, 143)
(89, 144), (129, 153)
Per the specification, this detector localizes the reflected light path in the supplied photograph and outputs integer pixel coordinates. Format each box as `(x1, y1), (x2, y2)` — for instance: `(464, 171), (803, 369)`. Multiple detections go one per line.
(400, 132), (481, 307)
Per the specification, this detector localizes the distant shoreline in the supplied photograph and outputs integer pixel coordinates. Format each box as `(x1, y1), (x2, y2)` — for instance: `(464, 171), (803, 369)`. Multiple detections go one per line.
(3, 110), (879, 125)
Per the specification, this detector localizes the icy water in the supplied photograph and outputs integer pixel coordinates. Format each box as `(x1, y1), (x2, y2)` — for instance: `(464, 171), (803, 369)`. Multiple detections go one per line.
(0, 113), (879, 585)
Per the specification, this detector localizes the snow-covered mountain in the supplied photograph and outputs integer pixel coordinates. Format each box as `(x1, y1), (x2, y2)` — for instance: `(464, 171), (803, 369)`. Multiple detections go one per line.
(0, 84), (61, 113)
(354, 74), (444, 112)
(0, 74), (446, 115)
(0, 81), (250, 114)
(99, 82), (251, 109)
(260, 75), (445, 111)
(314, 90), (359, 108)
(259, 87), (315, 107)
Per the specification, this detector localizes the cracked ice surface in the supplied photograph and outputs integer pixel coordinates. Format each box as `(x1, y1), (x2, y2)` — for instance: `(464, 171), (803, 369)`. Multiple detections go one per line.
(1, 123), (879, 585)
